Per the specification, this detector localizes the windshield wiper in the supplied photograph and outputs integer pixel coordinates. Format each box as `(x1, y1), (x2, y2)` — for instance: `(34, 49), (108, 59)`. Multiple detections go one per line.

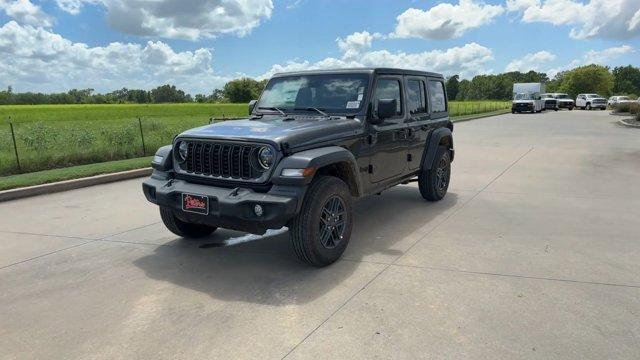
(258, 106), (288, 116)
(295, 107), (329, 117)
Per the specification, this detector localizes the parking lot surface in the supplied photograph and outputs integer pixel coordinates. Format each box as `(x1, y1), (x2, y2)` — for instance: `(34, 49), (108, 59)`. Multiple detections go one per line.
(1, 110), (639, 359)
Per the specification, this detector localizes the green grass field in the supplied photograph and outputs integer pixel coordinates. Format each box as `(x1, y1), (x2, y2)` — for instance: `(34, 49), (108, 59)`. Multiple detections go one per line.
(0, 102), (509, 177)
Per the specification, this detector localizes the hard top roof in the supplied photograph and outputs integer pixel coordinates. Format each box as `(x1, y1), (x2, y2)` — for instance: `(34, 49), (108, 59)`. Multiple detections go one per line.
(271, 67), (444, 79)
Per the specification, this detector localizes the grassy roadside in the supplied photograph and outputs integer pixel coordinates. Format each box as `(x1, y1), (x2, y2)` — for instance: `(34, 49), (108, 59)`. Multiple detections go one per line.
(0, 110), (511, 192)
(0, 157), (152, 191)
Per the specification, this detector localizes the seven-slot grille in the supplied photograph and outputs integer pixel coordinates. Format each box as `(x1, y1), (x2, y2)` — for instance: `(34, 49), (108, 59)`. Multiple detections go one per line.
(181, 141), (263, 180)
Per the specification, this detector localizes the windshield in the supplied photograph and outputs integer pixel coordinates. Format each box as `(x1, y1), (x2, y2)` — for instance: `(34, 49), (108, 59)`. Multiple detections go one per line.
(514, 93), (533, 100)
(256, 74), (369, 115)
(554, 94), (569, 99)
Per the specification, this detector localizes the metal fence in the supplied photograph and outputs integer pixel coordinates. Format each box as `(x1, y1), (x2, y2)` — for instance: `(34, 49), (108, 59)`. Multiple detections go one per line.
(1, 101), (511, 177)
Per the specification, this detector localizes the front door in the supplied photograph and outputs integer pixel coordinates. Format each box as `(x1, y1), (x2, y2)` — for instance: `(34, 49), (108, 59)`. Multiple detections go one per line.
(369, 76), (408, 183)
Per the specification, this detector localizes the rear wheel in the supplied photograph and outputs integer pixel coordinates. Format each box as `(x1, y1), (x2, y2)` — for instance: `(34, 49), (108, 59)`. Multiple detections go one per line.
(160, 207), (217, 238)
(289, 176), (353, 267)
(419, 146), (451, 202)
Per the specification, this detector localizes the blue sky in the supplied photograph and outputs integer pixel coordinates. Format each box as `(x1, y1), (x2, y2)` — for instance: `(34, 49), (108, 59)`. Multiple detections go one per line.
(1, 0), (639, 94)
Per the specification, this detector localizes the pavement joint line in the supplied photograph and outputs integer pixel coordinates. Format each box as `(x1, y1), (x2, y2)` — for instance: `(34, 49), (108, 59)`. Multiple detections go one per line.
(281, 263), (392, 359)
(0, 240), (97, 271)
(0, 230), (95, 241)
(394, 146), (536, 264)
(387, 263), (640, 289)
(0, 222), (161, 270)
(98, 221), (162, 240)
(281, 146), (536, 357)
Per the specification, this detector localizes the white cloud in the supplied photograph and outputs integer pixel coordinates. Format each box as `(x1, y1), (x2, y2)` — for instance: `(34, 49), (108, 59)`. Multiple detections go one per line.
(546, 45), (633, 77)
(336, 31), (382, 59)
(391, 0), (504, 40)
(53, 0), (274, 40)
(260, 42), (494, 80)
(0, 21), (229, 93)
(0, 0), (53, 26)
(583, 45), (633, 64)
(54, 0), (100, 15)
(510, 0), (640, 39)
(505, 50), (556, 72)
(506, 0), (540, 12)
(629, 9), (640, 31)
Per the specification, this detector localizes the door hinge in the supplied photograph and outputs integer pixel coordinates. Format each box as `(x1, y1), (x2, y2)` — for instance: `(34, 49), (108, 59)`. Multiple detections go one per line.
(368, 165), (374, 174)
(407, 154), (412, 162)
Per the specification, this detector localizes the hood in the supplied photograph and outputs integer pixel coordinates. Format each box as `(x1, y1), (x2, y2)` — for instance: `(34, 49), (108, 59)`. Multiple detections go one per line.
(178, 115), (362, 150)
(513, 100), (534, 104)
(557, 98), (574, 102)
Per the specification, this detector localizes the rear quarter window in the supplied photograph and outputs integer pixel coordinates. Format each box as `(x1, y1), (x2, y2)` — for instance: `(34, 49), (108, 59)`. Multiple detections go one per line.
(428, 80), (447, 113)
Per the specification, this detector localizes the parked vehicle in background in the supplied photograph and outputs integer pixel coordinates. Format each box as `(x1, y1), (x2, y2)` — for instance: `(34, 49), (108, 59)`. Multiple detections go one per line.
(547, 93), (575, 110)
(541, 93), (559, 111)
(576, 94), (607, 110)
(512, 83), (545, 113)
(142, 68), (454, 267)
(608, 96), (633, 107)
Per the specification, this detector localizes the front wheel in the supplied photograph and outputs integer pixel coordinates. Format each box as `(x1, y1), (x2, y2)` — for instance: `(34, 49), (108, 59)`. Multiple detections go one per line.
(586, 103), (591, 110)
(419, 146), (451, 201)
(289, 176), (353, 267)
(160, 207), (217, 238)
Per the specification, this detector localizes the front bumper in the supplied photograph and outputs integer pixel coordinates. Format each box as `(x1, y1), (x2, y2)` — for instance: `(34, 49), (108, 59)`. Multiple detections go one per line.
(512, 103), (534, 112)
(142, 173), (304, 234)
(558, 102), (574, 109)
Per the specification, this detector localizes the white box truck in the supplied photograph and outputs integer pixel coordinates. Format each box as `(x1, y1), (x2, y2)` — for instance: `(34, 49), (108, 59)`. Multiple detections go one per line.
(512, 83), (546, 114)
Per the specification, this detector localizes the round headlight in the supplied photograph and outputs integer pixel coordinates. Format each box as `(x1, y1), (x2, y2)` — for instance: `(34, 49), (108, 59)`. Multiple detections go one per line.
(257, 146), (275, 170)
(177, 141), (189, 162)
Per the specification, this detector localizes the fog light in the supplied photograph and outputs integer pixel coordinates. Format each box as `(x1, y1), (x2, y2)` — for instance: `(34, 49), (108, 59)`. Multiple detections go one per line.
(254, 204), (264, 217)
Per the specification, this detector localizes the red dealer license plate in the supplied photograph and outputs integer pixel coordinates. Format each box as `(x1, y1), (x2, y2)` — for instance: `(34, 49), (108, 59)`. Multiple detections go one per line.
(182, 193), (209, 215)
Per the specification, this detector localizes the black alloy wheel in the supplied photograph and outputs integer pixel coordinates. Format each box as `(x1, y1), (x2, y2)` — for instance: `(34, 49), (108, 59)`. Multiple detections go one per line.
(318, 196), (347, 249)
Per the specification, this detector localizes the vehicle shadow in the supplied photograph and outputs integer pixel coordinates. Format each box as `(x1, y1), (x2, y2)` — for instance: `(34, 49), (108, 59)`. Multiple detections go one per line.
(132, 185), (463, 306)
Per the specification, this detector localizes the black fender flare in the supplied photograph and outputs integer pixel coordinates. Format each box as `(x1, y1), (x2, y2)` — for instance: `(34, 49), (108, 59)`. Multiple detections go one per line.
(421, 127), (454, 170)
(271, 146), (362, 196)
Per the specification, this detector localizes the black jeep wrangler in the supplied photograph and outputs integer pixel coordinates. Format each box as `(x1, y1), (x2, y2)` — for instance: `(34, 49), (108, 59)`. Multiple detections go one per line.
(143, 68), (454, 266)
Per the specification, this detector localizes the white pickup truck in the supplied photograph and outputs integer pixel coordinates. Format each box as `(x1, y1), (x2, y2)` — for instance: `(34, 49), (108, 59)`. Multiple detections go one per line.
(576, 94), (607, 110)
(608, 96), (633, 107)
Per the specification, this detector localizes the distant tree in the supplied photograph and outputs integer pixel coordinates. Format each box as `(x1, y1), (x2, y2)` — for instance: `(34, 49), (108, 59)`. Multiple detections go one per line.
(446, 75), (459, 101)
(150, 84), (188, 103)
(210, 88), (226, 102)
(559, 64), (614, 98)
(223, 78), (264, 103)
(612, 65), (640, 96)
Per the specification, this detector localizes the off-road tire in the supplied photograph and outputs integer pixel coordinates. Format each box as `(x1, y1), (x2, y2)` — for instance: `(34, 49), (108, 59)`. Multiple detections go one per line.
(419, 146), (451, 202)
(160, 207), (217, 238)
(289, 176), (353, 267)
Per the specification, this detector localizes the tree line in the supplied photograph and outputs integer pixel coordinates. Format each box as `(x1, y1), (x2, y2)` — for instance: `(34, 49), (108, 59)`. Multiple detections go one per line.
(447, 64), (640, 100)
(1, 65), (638, 105)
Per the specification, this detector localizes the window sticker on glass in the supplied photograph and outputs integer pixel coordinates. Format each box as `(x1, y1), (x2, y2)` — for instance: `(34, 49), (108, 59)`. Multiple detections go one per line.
(346, 101), (360, 109)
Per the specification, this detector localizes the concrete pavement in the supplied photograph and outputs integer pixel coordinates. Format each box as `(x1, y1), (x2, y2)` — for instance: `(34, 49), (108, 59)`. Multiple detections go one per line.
(1, 109), (639, 359)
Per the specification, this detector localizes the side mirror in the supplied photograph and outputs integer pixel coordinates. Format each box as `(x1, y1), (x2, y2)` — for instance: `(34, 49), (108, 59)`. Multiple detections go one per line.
(248, 100), (257, 115)
(377, 99), (397, 120)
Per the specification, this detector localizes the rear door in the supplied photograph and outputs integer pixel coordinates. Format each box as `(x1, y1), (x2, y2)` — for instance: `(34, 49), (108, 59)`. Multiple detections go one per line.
(405, 76), (430, 171)
(368, 75), (408, 183)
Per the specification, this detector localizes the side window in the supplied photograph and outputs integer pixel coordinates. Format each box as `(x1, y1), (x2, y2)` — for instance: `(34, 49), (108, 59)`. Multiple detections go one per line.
(407, 80), (427, 115)
(428, 80), (447, 113)
(375, 79), (402, 117)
